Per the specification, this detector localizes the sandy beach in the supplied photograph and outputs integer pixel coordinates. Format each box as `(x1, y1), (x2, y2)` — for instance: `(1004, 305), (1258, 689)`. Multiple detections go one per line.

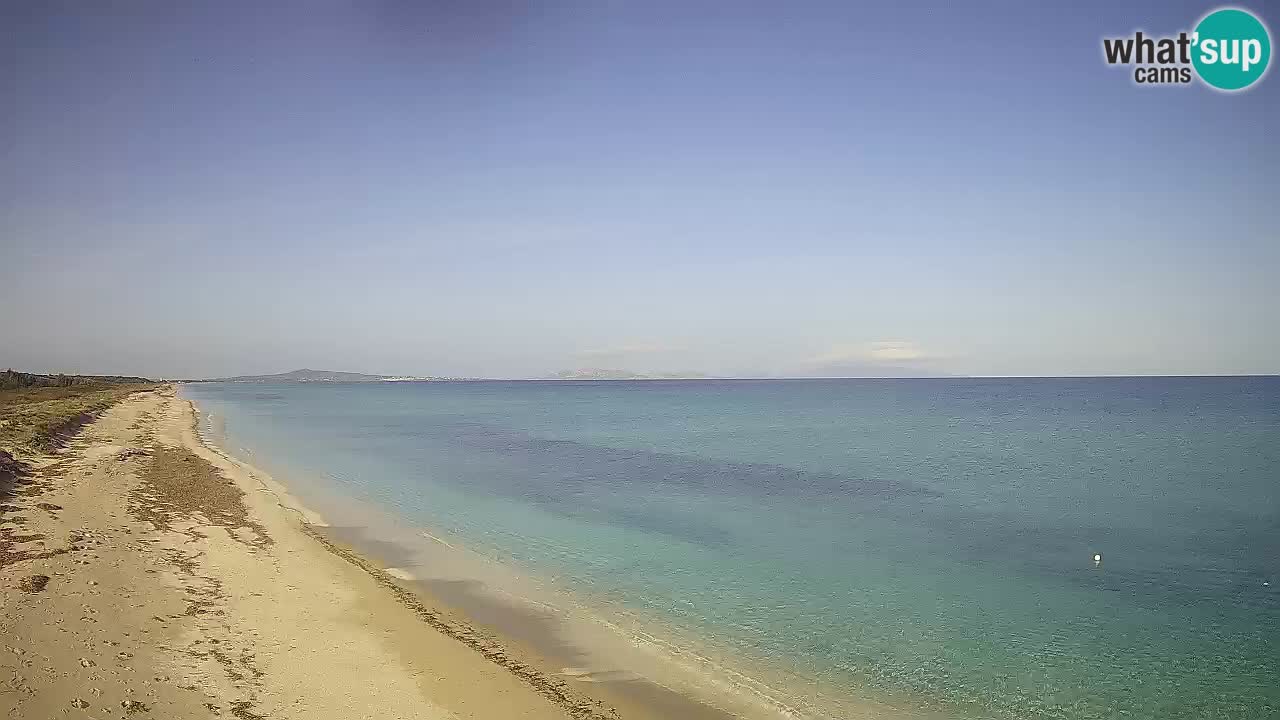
(0, 387), (645, 719)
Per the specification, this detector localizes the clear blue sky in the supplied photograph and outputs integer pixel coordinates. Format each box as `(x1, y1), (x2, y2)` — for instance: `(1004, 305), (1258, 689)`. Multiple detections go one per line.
(2, 1), (1277, 378)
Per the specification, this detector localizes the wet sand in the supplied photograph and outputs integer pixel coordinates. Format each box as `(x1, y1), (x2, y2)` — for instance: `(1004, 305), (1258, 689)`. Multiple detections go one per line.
(312, 524), (748, 720)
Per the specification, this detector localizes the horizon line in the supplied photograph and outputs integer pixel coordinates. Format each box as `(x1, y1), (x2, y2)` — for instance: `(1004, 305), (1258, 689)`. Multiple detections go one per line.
(176, 373), (1280, 382)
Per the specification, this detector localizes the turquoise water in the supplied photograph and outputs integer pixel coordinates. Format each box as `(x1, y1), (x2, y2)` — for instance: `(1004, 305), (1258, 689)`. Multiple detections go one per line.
(181, 378), (1280, 719)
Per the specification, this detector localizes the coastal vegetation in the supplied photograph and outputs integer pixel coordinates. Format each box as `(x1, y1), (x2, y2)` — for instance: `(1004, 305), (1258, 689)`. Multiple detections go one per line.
(0, 370), (156, 454)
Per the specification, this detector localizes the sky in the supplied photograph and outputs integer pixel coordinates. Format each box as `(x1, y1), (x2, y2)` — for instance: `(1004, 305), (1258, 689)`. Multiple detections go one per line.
(2, 1), (1278, 379)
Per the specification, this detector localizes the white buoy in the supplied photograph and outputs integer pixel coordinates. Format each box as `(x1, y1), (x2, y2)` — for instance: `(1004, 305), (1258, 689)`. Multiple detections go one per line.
(1093, 553), (1102, 565)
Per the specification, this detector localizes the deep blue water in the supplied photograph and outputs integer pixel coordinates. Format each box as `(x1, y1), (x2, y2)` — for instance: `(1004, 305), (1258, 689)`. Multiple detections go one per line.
(182, 378), (1280, 719)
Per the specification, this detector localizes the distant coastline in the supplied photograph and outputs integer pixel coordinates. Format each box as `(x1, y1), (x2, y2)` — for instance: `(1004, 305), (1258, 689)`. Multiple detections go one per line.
(191, 368), (457, 383)
(186, 368), (1279, 384)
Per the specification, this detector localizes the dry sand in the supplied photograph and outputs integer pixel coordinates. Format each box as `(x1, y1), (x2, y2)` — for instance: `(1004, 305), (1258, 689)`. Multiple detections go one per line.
(0, 388), (625, 719)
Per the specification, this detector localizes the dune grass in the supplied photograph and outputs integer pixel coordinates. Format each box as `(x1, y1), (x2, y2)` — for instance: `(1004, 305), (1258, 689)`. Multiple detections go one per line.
(0, 381), (157, 455)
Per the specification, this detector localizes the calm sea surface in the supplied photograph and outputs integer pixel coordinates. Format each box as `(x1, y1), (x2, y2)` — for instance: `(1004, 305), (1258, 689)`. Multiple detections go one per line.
(181, 378), (1280, 720)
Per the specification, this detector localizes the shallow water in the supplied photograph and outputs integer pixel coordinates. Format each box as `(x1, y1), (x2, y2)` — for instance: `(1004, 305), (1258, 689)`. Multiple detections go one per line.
(182, 378), (1280, 719)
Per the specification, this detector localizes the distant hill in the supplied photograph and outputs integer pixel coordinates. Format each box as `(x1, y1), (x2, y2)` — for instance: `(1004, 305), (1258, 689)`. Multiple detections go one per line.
(547, 368), (712, 380)
(203, 369), (415, 383)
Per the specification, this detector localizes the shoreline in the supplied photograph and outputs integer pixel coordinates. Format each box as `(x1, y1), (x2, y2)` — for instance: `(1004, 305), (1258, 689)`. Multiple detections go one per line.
(179, 387), (954, 720)
(182, 387), (751, 720)
(1, 388), (614, 718)
(186, 422), (652, 719)
(182, 389), (823, 720)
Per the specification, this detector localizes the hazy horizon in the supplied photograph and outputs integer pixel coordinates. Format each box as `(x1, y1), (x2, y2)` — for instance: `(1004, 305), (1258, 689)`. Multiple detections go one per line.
(4, 2), (1277, 379)
(10, 366), (1278, 382)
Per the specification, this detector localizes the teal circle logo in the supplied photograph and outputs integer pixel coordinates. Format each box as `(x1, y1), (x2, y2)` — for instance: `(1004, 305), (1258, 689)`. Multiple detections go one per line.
(1192, 8), (1272, 91)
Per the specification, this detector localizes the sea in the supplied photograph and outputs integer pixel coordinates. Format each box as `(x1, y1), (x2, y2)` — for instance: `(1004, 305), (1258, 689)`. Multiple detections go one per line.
(180, 377), (1280, 720)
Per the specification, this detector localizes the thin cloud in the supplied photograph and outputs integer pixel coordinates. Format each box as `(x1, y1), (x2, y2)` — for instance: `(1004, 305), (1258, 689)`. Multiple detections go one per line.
(811, 340), (932, 365)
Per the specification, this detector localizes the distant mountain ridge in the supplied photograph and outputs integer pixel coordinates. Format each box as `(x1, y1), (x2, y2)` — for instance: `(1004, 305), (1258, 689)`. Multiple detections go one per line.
(204, 369), (422, 383)
(203, 367), (953, 383)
